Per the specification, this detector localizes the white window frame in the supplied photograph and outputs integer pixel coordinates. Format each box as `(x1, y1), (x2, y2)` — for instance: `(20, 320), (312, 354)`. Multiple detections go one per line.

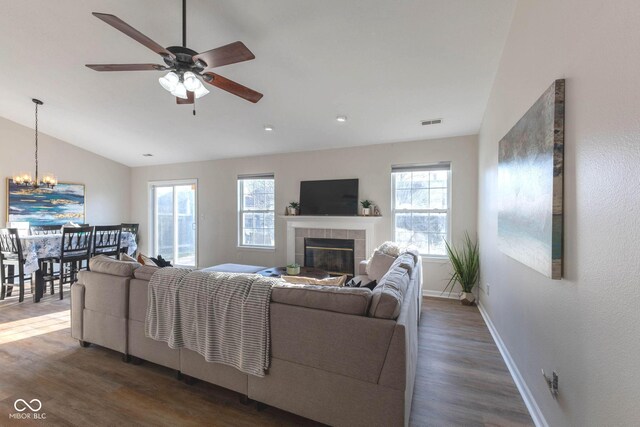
(391, 163), (452, 258)
(237, 174), (275, 250)
(148, 179), (198, 267)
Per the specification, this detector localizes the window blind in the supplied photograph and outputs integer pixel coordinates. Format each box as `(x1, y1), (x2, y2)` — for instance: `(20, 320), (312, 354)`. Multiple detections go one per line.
(238, 173), (274, 180)
(391, 162), (451, 173)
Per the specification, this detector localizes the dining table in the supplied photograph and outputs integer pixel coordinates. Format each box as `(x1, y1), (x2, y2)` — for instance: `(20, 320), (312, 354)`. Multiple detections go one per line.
(17, 232), (137, 303)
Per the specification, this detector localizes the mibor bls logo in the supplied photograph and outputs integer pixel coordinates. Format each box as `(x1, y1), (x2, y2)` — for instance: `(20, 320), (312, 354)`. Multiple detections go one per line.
(9, 399), (46, 420)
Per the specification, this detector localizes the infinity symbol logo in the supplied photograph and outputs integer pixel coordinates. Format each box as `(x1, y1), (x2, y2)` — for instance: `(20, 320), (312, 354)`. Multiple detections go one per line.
(14, 399), (42, 412)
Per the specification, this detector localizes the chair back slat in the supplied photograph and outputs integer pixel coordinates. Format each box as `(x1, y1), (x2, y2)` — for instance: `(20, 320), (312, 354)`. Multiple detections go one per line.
(0, 228), (24, 261)
(92, 225), (123, 258)
(31, 225), (61, 236)
(61, 226), (94, 262)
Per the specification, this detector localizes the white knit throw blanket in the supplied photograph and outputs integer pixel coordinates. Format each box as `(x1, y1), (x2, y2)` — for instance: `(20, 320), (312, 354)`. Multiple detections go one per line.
(145, 268), (280, 377)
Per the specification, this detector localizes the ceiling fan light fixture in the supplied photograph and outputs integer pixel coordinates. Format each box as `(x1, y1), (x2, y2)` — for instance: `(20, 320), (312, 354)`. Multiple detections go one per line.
(159, 71), (179, 92)
(171, 82), (188, 99)
(183, 71), (201, 91)
(194, 84), (210, 99)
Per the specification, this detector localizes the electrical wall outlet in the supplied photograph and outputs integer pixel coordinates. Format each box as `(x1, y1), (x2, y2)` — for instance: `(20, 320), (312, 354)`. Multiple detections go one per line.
(485, 282), (491, 296)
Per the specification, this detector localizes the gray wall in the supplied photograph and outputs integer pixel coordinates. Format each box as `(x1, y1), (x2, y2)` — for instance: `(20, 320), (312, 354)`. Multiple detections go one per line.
(478, 0), (640, 425)
(0, 116), (130, 226)
(131, 134), (478, 294)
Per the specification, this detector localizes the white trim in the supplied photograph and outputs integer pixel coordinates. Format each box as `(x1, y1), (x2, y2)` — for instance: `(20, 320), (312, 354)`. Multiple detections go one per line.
(477, 301), (548, 427)
(422, 290), (458, 299)
(148, 179), (198, 268)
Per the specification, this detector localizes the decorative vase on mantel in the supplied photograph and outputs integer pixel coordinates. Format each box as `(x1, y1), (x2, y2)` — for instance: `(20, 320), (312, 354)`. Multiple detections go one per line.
(362, 207), (371, 216)
(287, 206), (297, 215)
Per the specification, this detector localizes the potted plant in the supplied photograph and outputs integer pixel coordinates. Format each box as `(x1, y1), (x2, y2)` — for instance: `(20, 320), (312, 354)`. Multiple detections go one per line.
(287, 201), (299, 216)
(360, 200), (372, 216)
(442, 232), (479, 305)
(286, 263), (301, 275)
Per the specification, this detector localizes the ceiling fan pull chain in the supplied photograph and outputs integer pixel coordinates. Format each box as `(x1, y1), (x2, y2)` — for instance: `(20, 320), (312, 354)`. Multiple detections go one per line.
(193, 97), (196, 116)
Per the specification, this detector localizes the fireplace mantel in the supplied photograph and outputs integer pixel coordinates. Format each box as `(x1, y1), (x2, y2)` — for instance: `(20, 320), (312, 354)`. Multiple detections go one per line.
(281, 215), (383, 265)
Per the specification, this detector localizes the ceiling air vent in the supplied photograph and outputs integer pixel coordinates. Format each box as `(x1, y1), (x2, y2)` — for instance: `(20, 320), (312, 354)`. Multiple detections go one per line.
(421, 118), (443, 126)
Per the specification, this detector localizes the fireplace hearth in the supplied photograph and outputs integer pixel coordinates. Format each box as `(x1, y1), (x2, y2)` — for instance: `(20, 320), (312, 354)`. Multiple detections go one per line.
(304, 238), (355, 277)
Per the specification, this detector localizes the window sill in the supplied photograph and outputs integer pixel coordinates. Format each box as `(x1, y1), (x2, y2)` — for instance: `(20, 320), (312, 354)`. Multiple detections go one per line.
(237, 245), (276, 252)
(420, 256), (449, 263)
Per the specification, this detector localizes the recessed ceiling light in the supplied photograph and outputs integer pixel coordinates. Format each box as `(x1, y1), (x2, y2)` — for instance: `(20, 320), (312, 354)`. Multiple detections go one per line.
(142, 153), (153, 157)
(264, 125), (274, 132)
(336, 115), (348, 122)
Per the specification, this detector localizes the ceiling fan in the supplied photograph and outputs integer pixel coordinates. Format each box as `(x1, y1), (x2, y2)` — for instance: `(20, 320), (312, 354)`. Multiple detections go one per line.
(86, 0), (263, 105)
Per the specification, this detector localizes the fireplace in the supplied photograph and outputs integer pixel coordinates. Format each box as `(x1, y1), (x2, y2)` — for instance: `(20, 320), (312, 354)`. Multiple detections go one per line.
(304, 238), (355, 277)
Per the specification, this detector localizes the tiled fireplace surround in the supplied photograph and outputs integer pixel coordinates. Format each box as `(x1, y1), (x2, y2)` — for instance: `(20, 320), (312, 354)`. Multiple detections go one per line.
(284, 216), (381, 276)
(294, 228), (367, 270)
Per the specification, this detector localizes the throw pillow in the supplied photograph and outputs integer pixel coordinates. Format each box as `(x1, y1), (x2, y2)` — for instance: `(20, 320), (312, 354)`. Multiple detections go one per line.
(150, 254), (173, 267)
(365, 250), (396, 282)
(345, 278), (362, 287)
(360, 279), (378, 290)
(376, 241), (402, 257)
(137, 253), (158, 266)
(120, 252), (137, 262)
(282, 274), (347, 287)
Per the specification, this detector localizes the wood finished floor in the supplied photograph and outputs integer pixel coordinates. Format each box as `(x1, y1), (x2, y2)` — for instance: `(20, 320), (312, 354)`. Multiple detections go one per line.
(0, 289), (532, 426)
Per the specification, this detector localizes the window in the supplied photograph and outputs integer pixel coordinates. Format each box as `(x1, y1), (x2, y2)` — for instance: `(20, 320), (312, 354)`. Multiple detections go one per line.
(238, 174), (275, 248)
(392, 163), (451, 256)
(149, 180), (197, 267)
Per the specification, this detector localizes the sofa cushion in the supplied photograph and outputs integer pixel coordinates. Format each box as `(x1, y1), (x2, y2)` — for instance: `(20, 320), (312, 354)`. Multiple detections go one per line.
(271, 284), (372, 316)
(201, 263), (265, 274)
(365, 250), (396, 282)
(368, 266), (411, 319)
(89, 255), (140, 277)
(134, 265), (161, 281)
(392, 252), (416, 275)
(281, 274), (347, 287)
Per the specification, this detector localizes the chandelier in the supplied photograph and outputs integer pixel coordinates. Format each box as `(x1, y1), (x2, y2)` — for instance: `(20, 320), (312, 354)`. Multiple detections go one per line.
(12, 99), (57, 189)
(158, 70), (210, 99)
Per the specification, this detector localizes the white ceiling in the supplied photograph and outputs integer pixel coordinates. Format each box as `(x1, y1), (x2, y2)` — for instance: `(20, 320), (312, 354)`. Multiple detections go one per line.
(0, 0), (515, 167)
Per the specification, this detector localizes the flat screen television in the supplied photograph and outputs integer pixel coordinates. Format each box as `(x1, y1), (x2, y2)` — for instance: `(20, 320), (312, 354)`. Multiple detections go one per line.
(299, 179), (359, 216)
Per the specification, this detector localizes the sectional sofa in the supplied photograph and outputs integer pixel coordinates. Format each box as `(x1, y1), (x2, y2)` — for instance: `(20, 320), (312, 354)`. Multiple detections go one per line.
(70, 251), (422, 426)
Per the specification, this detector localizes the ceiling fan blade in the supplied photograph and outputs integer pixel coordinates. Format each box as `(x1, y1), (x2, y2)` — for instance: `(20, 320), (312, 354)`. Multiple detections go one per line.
(92, 12), (175, 59)
(86, 64), (167, 72)
(202, 73), (263, 103)
(177, 91), (195, 105)
(194, 41), (255, 69)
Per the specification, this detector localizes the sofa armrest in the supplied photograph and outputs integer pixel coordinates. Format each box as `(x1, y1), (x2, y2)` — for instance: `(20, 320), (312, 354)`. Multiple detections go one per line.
(71, 283), (85, 340)
(358, 259), (368, 275)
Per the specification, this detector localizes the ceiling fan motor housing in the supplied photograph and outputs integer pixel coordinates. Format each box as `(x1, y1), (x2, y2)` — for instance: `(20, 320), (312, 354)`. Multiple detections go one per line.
(164, 46), (205, 74)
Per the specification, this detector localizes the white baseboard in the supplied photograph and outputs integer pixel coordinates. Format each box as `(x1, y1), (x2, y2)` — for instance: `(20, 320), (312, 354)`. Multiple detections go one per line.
(477, 301), (548, 427)
(422, 290), (458, 299)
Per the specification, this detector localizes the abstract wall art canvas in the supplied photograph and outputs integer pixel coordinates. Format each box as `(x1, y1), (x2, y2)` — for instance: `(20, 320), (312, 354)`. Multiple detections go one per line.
(7, 179), (86, 226)
(498, 79), (564, 279)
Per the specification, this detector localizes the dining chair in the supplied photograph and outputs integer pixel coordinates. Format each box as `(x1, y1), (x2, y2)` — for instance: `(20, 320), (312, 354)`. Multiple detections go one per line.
(44, 226), (93, 300)
(0, 228), (30, 302)
(7, 222), (30, 237)
(120, 223), (139, 255)
(31, 225), (63, 294)
(92, 225), (123, 258)
(30, 225), (61, 235)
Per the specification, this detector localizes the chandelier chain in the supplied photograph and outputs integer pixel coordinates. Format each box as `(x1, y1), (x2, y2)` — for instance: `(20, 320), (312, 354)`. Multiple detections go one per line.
(35, 101), (38, 183)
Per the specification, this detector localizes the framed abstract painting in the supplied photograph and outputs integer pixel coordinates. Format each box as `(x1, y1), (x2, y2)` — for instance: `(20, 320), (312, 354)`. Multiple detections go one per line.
(6, 179), (86, 226)
(497, 79), (565, 279)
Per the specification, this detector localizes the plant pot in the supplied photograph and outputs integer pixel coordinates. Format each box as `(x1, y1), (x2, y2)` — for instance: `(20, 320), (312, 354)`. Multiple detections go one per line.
(459, 292), (476, 306)
(362, 208), (371, 216)
(287, 207), (297, 216)
(286, 265), (300, 275)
